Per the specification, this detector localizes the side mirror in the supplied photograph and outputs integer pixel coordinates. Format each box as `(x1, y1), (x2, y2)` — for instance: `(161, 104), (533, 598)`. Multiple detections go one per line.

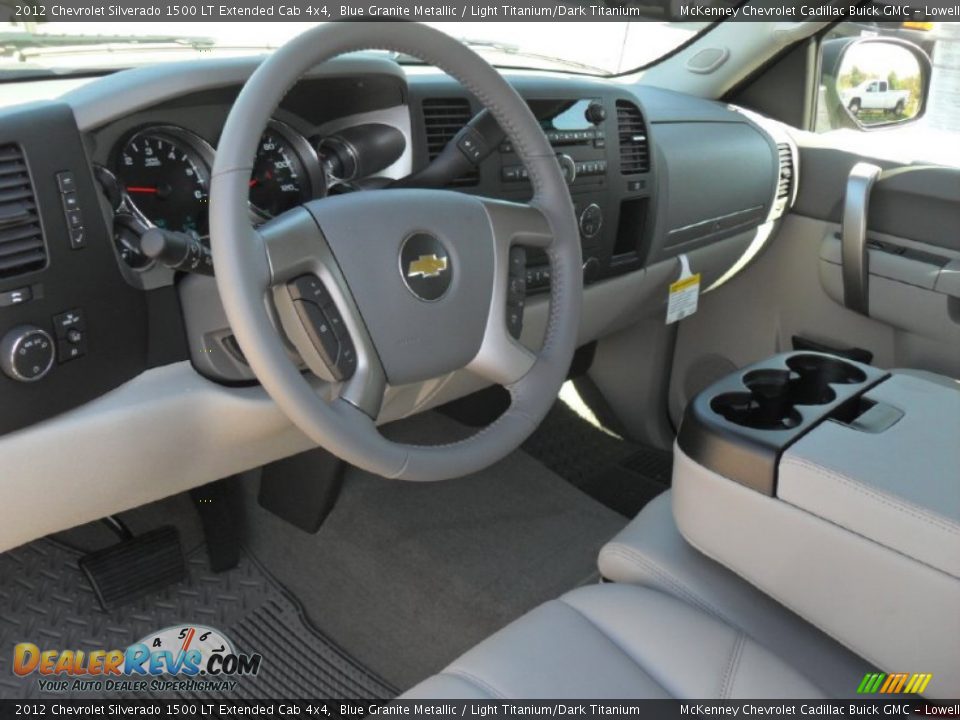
(820, 37), (932, 130)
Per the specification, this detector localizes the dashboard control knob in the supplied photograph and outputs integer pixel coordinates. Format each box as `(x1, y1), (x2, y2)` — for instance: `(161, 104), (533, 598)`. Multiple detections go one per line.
(557, 154), (577, 184)
(585, 102), (607, 125)
(582, 257), (601, 284)
(1, 326), (55, 382)
(579, 203), (603, 239)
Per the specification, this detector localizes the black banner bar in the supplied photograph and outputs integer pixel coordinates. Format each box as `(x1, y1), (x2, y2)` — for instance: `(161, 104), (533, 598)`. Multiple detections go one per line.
(0, 700), (958, 720)
(3, 0), (960, 22)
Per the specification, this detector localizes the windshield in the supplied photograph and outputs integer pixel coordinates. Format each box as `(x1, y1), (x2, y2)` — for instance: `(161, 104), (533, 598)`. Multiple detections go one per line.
(0, 21), (710, 77)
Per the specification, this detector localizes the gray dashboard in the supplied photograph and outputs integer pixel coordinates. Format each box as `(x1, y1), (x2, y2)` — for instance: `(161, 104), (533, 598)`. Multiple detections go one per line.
(0, 52), (796, 428)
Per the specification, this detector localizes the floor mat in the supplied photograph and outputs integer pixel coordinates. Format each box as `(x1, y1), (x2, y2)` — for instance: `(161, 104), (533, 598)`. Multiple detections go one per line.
(522, 400), (672, 518)
(0, 537), (396, 700)
(241, 411), (625, 691)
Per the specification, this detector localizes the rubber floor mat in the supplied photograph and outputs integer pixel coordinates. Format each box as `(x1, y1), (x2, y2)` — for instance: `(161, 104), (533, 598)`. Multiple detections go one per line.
(0, 538), (396, 700)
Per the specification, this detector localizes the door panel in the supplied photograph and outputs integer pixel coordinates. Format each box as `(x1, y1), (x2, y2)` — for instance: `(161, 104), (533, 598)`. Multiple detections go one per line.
(668, 206), (960, 425)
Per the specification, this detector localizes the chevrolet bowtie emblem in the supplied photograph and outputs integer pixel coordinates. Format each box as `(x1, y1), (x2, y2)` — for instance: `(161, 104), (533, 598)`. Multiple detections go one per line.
(407, 254), (449, 279)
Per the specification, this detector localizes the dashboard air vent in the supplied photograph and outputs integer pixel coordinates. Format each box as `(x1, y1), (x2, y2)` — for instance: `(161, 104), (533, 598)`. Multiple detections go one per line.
(616, 100), (650, 175)
(0, 144), (46, 278)
(776, 143), (794, 201)
(421, 97), (478, 186)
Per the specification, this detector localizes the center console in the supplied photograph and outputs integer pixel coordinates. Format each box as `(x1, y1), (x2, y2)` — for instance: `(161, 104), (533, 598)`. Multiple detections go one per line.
(673, 354), (960, 698)
(501, 96), (653, 293)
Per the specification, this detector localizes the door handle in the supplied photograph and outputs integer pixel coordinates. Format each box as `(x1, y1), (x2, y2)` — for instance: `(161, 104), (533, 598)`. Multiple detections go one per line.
(840, 162), (882, 315)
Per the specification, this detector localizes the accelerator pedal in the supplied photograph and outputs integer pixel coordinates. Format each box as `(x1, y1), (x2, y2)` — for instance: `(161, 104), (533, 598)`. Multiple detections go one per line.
(79, 525), (185, 610)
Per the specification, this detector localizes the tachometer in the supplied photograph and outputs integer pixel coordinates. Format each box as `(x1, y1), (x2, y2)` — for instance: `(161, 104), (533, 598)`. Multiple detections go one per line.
(115, 127), (212, 235)
(249, 122), (321, 219)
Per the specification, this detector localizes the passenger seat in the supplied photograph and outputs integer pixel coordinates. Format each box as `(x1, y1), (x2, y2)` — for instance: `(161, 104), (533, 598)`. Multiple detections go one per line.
(598, 491), (870, 698)
(403, 582), (823, 698)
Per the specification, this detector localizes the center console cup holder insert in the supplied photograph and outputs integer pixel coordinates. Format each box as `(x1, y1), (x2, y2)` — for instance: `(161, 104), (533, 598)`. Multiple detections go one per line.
(681, 351), (889, 495)
(709, 355), (867, 431)
(712, 368), (810, 430)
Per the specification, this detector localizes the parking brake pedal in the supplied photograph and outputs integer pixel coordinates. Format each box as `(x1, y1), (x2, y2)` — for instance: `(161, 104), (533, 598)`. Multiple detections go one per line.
(79, 526), (186, 611)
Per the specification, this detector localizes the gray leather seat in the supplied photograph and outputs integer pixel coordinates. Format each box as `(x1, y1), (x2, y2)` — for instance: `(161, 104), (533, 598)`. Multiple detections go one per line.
(598, 491), (871, 698)
(403, 583), (824, 699)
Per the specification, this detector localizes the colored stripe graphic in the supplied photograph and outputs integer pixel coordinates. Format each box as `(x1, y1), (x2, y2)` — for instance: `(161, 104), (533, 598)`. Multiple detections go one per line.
(858, 673), (883, 693)
(858, 671), (932, 694)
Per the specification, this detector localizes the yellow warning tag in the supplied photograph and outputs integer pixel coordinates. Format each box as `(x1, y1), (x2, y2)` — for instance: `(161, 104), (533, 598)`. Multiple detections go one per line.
(670, 275), (701, 294)
(666, 254), (700, 324)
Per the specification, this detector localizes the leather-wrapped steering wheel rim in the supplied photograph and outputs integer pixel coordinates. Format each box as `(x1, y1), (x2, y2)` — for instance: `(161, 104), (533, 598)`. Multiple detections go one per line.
(209, 22), (582, 481)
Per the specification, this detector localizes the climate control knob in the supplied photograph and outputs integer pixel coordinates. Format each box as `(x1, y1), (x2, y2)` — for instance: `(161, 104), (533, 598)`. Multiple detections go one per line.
(1, 325), (55, 382)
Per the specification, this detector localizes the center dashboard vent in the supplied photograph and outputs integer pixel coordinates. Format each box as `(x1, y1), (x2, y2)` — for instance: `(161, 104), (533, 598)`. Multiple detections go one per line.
(776, 143), (794, 201)
(616, 100), (650, 175)
(421, 97), (479, 187)
(0, 144), (46, 279)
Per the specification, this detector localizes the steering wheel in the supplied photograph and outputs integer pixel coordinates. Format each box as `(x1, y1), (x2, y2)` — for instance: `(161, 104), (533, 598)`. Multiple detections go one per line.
(209, 22), (582, 481)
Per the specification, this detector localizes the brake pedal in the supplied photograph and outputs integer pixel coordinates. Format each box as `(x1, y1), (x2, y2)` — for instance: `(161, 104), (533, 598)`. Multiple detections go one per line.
(79, 526), (186, 610)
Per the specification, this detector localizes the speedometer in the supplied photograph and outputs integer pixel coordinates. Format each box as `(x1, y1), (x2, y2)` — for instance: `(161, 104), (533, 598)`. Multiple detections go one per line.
(249, 121), (322, 219)
(115, 127), (212, 235)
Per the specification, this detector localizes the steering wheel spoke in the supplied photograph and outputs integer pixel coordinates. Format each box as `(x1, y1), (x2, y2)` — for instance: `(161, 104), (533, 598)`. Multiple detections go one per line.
(259, 207), (387, 419)
(466, 199), (553, 387)
(210, 23), (580, 480)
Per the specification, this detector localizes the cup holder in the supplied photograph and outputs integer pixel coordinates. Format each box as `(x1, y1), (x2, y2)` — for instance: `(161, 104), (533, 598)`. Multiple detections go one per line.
(786, 354), (868, 385)
(712, 369), (806, 430)
(709, 355), (870, 430)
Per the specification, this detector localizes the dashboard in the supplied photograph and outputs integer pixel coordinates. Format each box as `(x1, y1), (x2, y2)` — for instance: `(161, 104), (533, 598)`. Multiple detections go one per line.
(0, 53), (798, 436)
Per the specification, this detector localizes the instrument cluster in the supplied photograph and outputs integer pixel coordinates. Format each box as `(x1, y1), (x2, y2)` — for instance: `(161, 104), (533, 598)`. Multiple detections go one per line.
(111, 119), (324, 240)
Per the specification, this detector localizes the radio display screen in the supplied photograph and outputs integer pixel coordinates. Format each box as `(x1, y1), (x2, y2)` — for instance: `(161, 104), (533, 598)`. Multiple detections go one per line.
(534, 99), (601, 132)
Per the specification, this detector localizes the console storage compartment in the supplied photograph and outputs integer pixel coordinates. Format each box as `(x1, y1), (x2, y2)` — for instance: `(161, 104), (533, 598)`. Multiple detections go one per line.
(673, 357), (960, 698)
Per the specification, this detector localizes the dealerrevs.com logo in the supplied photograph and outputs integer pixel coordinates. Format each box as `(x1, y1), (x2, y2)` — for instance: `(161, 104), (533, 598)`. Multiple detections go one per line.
(12, 624), (263, 694)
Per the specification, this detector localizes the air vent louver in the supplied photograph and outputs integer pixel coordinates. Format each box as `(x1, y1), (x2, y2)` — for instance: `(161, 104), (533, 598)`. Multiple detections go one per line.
(616, 100), (650, 175)
(422, 97), (478, 187)
(0, 144), (45, 278)
(776, 143), (794, 201)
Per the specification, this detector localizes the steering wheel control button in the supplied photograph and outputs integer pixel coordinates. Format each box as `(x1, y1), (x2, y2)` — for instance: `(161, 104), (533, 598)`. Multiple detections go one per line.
(506, 248), (527, 340)
(1, 326), (55, 382)
(289, 274), (332, 307)
(509, 246), (526, 277)
(506, 304), (524, 340)
(293, 300), (340, 367)
(400, 233), (452, 302)
(336, 339), (357, 378)
(285, 276), (356, 381)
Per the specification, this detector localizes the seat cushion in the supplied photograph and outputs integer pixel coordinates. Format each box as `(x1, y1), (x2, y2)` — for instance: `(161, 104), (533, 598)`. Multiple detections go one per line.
(402, 584), (824, 699)
(598, 492), (871, 698)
